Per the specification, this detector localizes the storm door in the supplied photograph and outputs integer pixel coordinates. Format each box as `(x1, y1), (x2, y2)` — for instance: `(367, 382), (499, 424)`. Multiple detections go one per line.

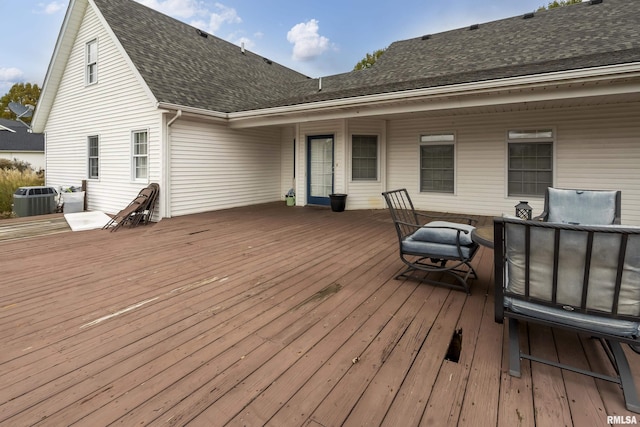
(307, 135), (334, 206)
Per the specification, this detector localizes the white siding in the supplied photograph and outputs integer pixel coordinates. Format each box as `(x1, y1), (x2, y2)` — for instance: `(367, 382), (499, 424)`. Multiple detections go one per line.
(169, 119), (282, 216)
(346, 118), (386, 210)
(386, 102), (640, 224)
(280, 126), (296, 200)
(44, 4), (162, 215)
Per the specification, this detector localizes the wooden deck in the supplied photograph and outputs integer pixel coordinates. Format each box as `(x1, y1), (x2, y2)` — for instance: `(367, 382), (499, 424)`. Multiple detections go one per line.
(1, 203), (639, 426)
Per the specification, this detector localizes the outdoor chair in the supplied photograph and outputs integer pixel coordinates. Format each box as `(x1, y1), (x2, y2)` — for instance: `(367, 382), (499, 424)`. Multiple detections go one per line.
(382, 188), (479, 294)
(103, 183), (159, 232)
(494, 216), (640, 412)
(534, 187), (621, 224)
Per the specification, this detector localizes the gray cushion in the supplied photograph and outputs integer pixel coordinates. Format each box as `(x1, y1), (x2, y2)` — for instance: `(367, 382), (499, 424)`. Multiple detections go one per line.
(547, 188), (617, 225)
(505, 297), (640, 338)
(505, 222), (640, 317)
(402, 238), (475, 259)
(410, 221), (475, 246)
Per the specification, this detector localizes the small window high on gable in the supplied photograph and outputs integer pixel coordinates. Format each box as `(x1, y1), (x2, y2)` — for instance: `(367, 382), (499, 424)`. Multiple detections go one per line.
(86, 39), (98, 85)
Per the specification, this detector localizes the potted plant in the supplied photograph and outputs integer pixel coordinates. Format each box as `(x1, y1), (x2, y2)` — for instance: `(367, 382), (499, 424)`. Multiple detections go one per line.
(329, 193), (347, 212)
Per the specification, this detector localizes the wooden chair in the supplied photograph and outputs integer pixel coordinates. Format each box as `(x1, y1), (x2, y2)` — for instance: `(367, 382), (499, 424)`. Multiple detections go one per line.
(494, 216), (640, 412)
(381, 188), (479, 294)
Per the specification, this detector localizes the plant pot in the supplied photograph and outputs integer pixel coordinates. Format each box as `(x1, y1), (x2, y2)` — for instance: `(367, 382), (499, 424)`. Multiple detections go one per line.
(329, 194), (347, 212)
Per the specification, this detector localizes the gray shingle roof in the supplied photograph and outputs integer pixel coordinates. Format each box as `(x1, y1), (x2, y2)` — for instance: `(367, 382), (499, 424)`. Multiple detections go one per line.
(0, 119), (44, 152)
(93, 0), (640, 113)
(92, 0), (310, 113)
(267, 0), (640, 108)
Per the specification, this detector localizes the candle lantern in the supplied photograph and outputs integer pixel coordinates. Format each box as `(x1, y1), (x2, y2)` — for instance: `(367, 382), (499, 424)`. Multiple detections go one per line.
(515, 201), (533, 220)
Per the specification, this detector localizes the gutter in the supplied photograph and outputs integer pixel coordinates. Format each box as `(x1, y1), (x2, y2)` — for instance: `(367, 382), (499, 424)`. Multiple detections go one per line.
(153, 62), (640, 129)
(157, 102), (227, 121)
(227, 62), (640, 123)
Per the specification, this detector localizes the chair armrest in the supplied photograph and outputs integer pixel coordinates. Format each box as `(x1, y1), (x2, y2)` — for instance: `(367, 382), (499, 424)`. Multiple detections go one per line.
(415, 212), (478, 226)
(396, 220), (472, 235)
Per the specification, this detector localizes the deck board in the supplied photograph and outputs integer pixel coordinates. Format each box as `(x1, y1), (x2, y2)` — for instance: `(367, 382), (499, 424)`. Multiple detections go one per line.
(1, 203), (639, 426)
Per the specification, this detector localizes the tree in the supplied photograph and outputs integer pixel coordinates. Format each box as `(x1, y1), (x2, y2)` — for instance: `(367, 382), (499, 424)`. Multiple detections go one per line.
(353, 48), (386, 71)
(0, 82), (41, 124)
(538, 0), (583, 10)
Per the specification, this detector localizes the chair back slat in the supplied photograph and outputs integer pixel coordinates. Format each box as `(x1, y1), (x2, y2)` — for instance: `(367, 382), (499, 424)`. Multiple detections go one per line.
(496, 217), (640, 321)
(382, 189), (420, 239)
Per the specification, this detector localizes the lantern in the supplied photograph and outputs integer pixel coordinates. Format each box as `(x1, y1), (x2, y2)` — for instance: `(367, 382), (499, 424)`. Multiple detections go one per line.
(515, 201), (532, 220)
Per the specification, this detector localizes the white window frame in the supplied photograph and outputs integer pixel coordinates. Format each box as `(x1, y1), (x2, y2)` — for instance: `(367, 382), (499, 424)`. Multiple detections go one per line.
(85, 39), (98, 86)
(350, 134), (379, 182)
(87, 135), (99, 179)
(506, 129), (555, 198)
(131, 129), (149, 182)
(419, 133), (456, 194)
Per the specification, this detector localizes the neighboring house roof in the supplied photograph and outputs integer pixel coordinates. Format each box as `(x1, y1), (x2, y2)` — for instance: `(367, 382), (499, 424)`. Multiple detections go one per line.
(32, 0), (640, 131)
(0, 119), (44, 152)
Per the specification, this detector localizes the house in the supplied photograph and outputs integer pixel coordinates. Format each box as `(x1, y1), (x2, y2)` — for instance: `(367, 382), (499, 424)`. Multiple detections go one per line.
(32, 0), (640, 223)
(0, 119), (45, 171)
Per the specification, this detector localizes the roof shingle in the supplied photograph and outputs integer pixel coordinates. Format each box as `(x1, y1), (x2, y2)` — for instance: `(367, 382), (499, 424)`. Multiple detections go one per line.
(93, 0), (640, 113)
(0, 119), (44, 152)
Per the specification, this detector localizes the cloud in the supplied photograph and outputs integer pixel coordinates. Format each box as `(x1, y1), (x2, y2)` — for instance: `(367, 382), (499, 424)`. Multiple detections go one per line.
(135, 0), (199, 19)
(37, 1), (66, 14)
(0, 68), (24, 93)
(287, 19), (329, 62)
(205, 3), (241, 33)
(0, 67), (24, 82)
(136, 0), (241, 34)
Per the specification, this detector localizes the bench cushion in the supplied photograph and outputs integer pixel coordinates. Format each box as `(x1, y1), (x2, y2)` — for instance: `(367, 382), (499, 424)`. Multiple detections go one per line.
(547, 188), (617, 225)
(410, 221), (475, 246)
(402, 238), (475, 259)
(505, 297), (640, 337)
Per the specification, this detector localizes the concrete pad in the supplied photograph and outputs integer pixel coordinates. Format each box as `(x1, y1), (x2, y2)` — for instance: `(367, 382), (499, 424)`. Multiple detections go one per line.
(64, 211), (112, 231)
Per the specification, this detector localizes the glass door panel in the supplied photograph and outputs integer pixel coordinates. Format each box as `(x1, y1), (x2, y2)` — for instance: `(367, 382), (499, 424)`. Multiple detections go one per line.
(307, 135), (334, 205)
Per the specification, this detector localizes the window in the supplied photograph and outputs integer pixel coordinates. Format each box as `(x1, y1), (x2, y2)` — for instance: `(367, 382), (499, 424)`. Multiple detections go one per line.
(508, 129), (553, 197)
(132, 130), (148, 180)
(351, 135), (378, 180)
(420, 134), (455, 193)
(88, 135), (99, 179)
(86, 39), (98, 85)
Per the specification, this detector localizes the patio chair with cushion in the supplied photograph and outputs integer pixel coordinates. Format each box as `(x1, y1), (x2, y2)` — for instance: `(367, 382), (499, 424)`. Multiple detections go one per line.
(534, 187), (621, 225)
(494, 216), (640, 412)
(382, 188), (479, 294)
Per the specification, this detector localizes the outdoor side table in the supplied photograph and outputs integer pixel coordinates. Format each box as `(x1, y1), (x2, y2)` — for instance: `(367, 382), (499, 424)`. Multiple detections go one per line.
(471, 225), (494, 249)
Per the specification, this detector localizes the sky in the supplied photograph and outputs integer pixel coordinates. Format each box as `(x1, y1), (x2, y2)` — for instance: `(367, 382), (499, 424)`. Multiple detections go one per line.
(0, 0), (555, 95)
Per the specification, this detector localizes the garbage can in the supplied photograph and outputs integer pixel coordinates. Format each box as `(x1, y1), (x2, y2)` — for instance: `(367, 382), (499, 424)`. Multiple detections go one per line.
(329, 194), (347, 212)
(12, 186), (58, 217)
(285, 195), (296, 206)
(62, 191), (85, 213)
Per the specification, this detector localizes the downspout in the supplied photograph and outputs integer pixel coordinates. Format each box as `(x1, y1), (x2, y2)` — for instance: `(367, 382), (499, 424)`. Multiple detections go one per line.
(164, 109), (182, 218)
(168, 109), (182, 127)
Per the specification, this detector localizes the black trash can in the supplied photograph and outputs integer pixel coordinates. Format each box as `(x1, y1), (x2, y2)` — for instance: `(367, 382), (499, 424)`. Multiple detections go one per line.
(329, 194), (347, 212)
